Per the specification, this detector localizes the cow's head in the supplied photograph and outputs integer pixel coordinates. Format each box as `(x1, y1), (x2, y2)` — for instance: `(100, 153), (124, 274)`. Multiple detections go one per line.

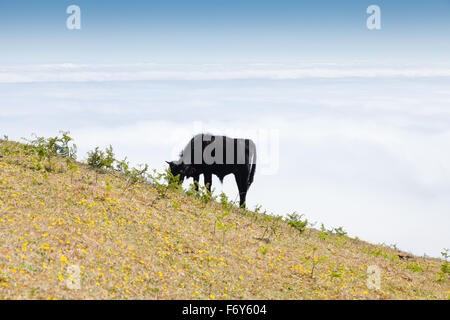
(166, 161), (196, 183)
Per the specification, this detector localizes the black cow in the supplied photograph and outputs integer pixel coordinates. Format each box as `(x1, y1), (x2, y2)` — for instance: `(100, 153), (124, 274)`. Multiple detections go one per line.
(166, 133), (256, 207)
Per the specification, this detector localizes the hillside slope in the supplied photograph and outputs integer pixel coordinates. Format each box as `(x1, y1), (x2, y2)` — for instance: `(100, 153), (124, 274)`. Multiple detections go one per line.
(0, 138), (448, 300)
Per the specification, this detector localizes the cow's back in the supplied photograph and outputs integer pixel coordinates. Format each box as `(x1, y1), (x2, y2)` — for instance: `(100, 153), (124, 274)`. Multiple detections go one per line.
(180, 133), (255, 166)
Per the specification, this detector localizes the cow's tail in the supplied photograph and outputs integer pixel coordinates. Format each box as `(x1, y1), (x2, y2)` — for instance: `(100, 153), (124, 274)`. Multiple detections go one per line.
(247, 140), (257, 188)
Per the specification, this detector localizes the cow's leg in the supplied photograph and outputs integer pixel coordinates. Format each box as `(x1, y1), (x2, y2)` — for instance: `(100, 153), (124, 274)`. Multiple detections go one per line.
(234, 172), (248, 208)
(204, 173), (212, 192)
(193, 174), (200, 191)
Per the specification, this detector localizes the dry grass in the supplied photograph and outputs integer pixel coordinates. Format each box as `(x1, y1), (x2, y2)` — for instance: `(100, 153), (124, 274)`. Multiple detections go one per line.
(0, 138), (448, 300)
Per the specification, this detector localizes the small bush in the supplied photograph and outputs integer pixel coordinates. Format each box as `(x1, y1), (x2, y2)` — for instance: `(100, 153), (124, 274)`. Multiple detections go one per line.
(24, 131), (77, 171)
(219, 192), (235, 211)
(285, 212), (308, 234)
(149, 168), (182, 201)
(186, 181), (215, 206)
(437, 248), (449, 282)
(87, 145), (115, 171)
(115, 157), (149, 189)
(331, 226), (347, 237)
(214, 210), (235, 245)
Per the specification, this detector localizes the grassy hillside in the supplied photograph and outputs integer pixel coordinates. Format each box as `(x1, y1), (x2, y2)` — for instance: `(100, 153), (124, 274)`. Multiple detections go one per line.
(0, 136), (448, 300)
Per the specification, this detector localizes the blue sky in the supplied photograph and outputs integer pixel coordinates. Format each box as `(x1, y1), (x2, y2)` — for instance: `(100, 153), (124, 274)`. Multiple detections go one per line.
(1, 0), (450, 64)
(0, 1), (449, 257)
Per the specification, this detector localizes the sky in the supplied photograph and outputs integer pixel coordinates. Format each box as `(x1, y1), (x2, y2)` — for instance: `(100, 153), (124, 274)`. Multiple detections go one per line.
(0, 0), (449, 257)
(1, 0), (450, 64)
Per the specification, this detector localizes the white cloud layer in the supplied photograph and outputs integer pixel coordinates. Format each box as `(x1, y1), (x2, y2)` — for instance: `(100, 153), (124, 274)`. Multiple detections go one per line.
(1, 63), (450, 83)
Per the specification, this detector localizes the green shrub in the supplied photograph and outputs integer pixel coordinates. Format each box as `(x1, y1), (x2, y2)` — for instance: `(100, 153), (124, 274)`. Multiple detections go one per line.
(24, 131), (77, 171)
(219, 192), (235, 211)
(185, 181), (215, 206)
(115, 157), (148, 189)
(285, 212), (308, 234)
(149, 168), (182, 201)
(437, 248), (449, 282)
(214, 210), (235, 245)
(55, 131), (77, 160)
(87, 145), (115, 171)
(331, 226), (347, 237)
